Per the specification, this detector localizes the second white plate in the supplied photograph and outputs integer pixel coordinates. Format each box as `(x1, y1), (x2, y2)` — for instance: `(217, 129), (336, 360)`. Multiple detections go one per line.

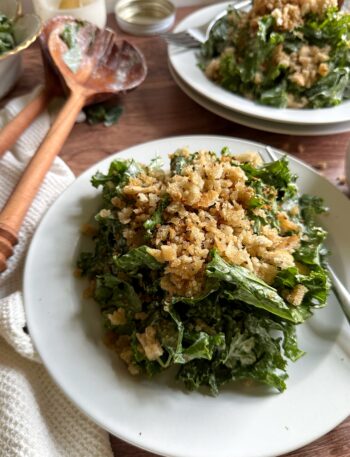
(168, 2), (350, 126)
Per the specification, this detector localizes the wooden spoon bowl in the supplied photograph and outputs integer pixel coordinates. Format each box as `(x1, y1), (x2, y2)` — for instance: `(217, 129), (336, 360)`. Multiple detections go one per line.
(49, 21), (147, 102)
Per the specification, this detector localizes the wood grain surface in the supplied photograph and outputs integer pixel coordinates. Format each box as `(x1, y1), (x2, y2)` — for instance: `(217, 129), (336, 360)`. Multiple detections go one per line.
(2, 6), (349, 457)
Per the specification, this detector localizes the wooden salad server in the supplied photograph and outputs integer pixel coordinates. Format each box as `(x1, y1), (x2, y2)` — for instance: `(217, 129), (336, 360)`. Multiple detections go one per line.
(0, 16), (68, 159)
(0, 20), (147, 272)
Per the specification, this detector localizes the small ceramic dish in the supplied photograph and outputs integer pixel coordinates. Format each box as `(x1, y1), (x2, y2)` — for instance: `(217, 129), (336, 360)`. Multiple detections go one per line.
(0, 0), (42, 99)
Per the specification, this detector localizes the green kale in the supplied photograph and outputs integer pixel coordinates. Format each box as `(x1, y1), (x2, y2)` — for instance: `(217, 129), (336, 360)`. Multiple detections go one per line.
(306, 68), (350, 108)
(170, 152), (195, 175)
(295, 194), (329, 268)
(241, 156), (297, 199)
(85, 103), (123, 127)
(0, 14), (15, 54)
(299, 194), (328, 225)
(144, 195), (170, 237)
(260, 83), (289, 108)
(94, 273), (141, 312)
(207, 251), (307, 323)
(200, 5), (350, 108)
(91, 159), (142, 202)
(200, 13), (231, 60)
(77, 151), (329, 395)
(177, 310), (303, 394)
(274, 267), (330, 307)
(114, 246), (163, 275)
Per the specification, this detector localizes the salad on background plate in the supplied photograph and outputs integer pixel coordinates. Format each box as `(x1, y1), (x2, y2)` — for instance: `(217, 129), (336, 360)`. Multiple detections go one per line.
(200, 0), (350, 108)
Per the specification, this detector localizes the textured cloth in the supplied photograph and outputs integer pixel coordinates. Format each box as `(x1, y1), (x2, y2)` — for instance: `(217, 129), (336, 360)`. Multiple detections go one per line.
(0, 88), (113, 457)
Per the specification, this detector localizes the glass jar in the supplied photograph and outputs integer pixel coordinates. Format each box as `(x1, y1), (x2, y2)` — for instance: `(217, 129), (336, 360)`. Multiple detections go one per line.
(32, 0), (107, 29)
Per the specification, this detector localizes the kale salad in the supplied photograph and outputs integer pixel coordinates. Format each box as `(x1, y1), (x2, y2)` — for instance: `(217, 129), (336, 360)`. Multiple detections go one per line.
(0, 13), (16, 55)
(77, 148), (330, 395)
(200, 0), (350, 108)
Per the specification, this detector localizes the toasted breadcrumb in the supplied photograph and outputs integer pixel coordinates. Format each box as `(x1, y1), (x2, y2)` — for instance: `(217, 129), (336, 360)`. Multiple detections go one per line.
(286, 284), (308, 306)
(136, 326), (164, 361)
(108, 308), (127, 326)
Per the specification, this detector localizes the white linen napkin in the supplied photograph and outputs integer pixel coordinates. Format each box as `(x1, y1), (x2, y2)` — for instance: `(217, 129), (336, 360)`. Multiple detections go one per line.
(0, 88), (114, 457)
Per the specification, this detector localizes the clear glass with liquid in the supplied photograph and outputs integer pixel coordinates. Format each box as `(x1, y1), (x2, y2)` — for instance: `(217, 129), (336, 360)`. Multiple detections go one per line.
(32, 0), (107, 28)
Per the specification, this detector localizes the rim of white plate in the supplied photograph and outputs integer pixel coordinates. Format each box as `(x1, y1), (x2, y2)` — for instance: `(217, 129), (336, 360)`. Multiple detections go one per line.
(168, 60), (350, 136)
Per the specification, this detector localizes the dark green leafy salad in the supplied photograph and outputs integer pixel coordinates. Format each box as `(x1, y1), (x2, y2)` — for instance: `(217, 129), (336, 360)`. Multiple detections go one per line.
(200, 0), (350, 108)
(77, 147), (330, 394)
(0, 14), (16, 55)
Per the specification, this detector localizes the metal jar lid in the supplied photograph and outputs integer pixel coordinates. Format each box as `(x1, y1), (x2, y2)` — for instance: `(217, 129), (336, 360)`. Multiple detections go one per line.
(115, 0), (175, 36)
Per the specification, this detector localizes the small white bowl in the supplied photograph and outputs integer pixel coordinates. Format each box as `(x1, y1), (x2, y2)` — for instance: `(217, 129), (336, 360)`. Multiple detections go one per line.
(0, 0), (42, 99)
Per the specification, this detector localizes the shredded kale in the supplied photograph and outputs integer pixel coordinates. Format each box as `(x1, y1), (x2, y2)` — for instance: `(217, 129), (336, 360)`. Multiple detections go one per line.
(91, 158), (142, 202)
(113, 246), (163, 275)
(207, 251), (308, 323)
(144, 195), (170, 237)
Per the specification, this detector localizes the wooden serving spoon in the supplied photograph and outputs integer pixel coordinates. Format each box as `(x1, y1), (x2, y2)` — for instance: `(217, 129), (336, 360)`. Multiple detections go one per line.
(0, 16), (71, 159)
(0, 20), (147, 272)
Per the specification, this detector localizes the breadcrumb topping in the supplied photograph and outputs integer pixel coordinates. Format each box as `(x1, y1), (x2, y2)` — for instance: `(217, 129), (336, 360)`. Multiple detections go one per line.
(251, 0), (337, 27)
(114, 149), (301, 297)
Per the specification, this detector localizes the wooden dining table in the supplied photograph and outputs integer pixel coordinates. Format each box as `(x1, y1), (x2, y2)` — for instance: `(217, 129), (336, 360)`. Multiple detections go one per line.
(2, 5), (349, 457)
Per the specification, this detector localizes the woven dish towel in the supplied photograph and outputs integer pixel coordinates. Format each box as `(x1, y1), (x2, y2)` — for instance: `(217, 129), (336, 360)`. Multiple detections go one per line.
(0, 88), (113, 457)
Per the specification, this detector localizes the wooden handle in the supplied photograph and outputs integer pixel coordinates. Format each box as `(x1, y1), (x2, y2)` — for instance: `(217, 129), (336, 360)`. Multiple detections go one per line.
(0, 89), (49, 158)
(0, 90), (86, 273)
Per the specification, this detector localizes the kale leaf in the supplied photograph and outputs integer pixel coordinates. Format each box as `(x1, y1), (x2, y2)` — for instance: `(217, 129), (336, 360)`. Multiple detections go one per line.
(207, 251), (307, 323)
(85, 103), (123, 127)
(114, 246), (163, 274)
(144, 195), (170, 236)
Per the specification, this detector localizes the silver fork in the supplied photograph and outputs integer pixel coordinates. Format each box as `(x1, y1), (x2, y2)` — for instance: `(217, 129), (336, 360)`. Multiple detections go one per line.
(162, 0), (252, 48)
(265, 146), (350, 323)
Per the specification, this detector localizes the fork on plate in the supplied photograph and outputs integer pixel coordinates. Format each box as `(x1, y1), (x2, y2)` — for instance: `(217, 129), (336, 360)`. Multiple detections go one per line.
(162, 0), (252, 48)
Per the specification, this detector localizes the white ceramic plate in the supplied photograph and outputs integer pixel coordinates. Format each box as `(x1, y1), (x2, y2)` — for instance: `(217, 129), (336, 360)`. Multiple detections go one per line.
(169, 2), (350, 126)
(24, 136), (350, 457)
(168, 61), (350, 136)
